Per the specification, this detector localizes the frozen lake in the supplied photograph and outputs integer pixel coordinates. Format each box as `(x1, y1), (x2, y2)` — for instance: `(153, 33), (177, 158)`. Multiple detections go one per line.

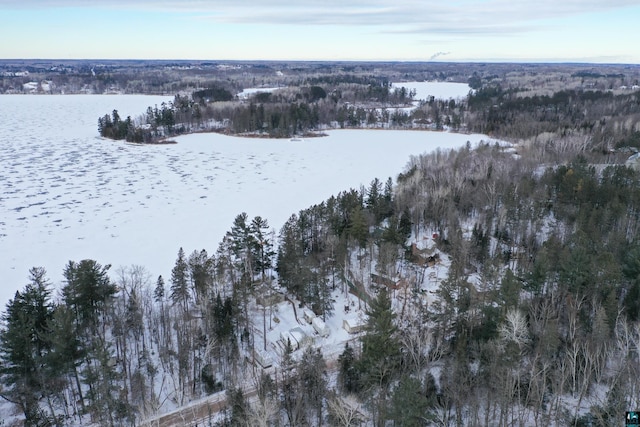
(391, 81), (472, 101)
(0, 94), (495, 306)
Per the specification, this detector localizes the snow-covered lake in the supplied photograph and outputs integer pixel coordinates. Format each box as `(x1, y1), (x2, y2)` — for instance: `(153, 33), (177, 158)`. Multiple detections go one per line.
(392, 81), (472, 101)
(237, 87), (283, 99)
(0, 94), (495, 306)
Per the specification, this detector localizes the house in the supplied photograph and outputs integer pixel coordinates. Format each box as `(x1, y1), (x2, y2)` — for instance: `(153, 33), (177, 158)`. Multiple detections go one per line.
(279, 331), (299, 350)
(290, 327), (314, 347)
(370, 273), (409, 290)
(312, 317), (330, 337)
(343, 318), (365, 334)
(253, 349), (273, 369)
(410, 243), (440, 266)
(279, 327), (314, 351)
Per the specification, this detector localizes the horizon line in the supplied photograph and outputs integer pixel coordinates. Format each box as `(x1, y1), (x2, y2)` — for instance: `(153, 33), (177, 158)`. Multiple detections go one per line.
(2, 58), (640, 66)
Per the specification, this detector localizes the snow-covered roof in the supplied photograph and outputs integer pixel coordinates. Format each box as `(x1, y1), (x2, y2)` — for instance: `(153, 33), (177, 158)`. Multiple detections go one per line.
(343, 317), (365, 333)
(312, 317), (329, 337)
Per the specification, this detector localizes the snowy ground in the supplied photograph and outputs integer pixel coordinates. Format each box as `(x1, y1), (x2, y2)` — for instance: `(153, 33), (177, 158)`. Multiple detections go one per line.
(0, 93), (496, 308)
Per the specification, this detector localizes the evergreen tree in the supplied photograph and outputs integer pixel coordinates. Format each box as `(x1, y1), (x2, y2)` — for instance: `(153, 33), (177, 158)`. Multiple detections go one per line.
(170, 248), (190, 310)
(359, 287), (401, 389)
(366, 178), (382, 220)
(398, 207), (412, 242)
(228, 386), (247, 426)
(188, 249), (212, 306)
(0, 268), (55, 424)
(81, 338), (131, 425)
(338, 343), (360, 393)
(499, 268), (521, 310)
(153, 275), (169, 349)
(44, 304), (85, 413)
(382, 177), (394, 218)
(212, 294), (235, 342)
(154, 275), (165, 303)
(390, 375), (434, 426)
(251, 216), (275, 280)
(229, 212), (254, 275)
(622, 244), (640, 321)
(380, 215), (407, 245)
(62, 260), (116, 332)
(277, 214), (304, 296)
(347, 206), (369, 248)
(299, 347), (327, 425)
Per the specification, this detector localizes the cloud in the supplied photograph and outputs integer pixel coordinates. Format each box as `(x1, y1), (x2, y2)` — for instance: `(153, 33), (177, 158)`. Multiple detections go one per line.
(2, 0), (638, 38)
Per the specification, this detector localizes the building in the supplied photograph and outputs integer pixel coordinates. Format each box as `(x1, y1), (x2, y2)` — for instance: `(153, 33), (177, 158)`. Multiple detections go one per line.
(312, 317), (330, 337)
(253, 349), (273, 369)
(303, 309), (315, 324)
(343, 318), (365, 334)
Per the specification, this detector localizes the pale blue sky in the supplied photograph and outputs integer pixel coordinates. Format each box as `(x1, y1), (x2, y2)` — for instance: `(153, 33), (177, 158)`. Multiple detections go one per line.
(1, 0), (639, 63)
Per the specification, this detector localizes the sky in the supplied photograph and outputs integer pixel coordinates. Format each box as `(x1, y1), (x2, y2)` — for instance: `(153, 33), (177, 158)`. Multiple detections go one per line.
(1, 0), (639, 63)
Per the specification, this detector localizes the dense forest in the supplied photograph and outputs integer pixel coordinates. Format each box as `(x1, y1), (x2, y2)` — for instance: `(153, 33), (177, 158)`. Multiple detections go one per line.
(4, 63), (640, 426)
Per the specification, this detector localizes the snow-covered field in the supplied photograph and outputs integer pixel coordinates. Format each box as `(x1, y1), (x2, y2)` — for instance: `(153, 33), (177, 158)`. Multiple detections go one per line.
(0, 93), (495, 307)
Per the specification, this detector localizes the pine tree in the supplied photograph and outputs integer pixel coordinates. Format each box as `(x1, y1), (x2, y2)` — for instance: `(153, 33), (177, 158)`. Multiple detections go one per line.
(366, 178), (382, 220)
(170, 248), (190, 311)
(62, 260), (116, 333)
(398, 207), (412, 242)
(168, 248), (195, 402)
(154, 275), (165, 303)
(44, 304), (85, 413)
(381, 176), (394, 218)
(347, 206), (369, 248)
(390, 375), (434, 426)
(82, 338), (131, 425)
(188, 249), (212, 306)
(277, 214), (304, 296)
(299, 347), (327, 425)
(153, 275), (169, 349)
(360, 287), (401, 389)
(229, 212), (254, 275)
(0, 268), (55, 423)
(338, 343), (360, 393)
(228, 386), (247, 426)
(251, 216), (275, 280)
(212, 294), (235, 342)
